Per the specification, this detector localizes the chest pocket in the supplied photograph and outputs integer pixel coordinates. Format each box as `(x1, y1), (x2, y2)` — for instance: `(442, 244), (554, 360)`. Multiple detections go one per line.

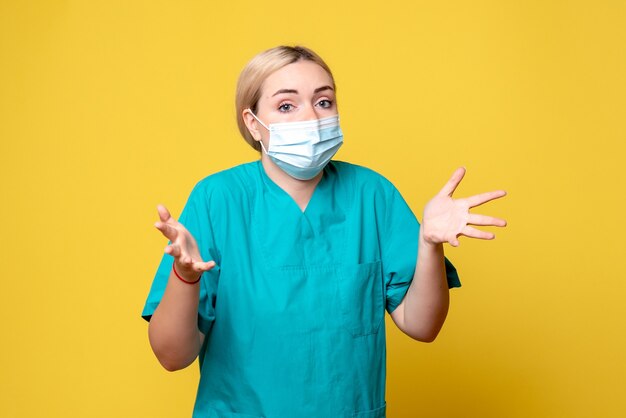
(337, 261), (385, 337)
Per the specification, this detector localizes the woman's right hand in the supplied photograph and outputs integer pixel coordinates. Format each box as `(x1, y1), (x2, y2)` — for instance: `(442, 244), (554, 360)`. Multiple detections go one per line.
(154, 204), (216, 282)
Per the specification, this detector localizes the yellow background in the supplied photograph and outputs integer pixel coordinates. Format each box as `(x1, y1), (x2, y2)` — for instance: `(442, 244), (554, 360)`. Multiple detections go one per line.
(1, 1), (624, 417)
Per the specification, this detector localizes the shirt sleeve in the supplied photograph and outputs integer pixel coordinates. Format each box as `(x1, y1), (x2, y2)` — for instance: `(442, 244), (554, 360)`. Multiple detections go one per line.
(141, 181), (221, 336)
(382, 184), (461, 314)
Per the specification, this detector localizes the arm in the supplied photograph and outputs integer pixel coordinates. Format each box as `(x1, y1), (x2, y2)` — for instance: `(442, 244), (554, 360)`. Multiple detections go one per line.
(149, 204), (215, 371)
(391, 167), (507, 342)
(390, 230), (448, 342)
(148, 270), (206, 371)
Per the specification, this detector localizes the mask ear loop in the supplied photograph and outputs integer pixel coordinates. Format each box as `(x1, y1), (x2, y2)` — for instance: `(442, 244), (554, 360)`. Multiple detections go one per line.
(245, 108), (269, 131)
(244, 108), (270, 154)
(258, 140), (269, 155)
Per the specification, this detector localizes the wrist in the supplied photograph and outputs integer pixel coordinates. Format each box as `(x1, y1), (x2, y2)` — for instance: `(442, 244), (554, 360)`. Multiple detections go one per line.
(172, 263), (201, 284)
(419, 227), (443, 251)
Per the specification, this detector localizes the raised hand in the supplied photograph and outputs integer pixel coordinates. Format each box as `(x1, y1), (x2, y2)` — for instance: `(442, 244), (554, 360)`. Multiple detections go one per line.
(154, 204), (216, 281)
(422, 167), (507, 247)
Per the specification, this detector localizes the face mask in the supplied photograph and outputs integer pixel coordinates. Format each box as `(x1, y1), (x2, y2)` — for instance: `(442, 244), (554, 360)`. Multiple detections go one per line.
(247, 110), (344, 180)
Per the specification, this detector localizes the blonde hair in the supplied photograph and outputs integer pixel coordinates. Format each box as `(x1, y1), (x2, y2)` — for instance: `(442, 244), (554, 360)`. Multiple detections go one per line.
(235, 46), (335, 152)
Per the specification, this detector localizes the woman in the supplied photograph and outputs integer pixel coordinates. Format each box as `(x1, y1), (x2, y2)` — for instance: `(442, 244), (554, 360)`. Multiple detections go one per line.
(142, 46), (506, 417)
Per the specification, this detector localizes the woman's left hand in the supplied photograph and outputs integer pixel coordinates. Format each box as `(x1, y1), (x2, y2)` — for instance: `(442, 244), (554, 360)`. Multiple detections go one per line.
(422, 167), (507, 247)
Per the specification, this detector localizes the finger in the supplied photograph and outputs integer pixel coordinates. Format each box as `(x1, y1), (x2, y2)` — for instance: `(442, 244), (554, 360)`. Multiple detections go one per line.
(157, 204), (172, 223)
(461, 225), (496, 240)
(179, 254), (193, 266)
(155, 221), (179, 242)
(164, 243), (182, 258)
(449, 235), (461, 247)
(467, 214), (507, 227)
(438, 167), (466, 197)
(193, 260), (216, 272)
(465, 190), (507, 208)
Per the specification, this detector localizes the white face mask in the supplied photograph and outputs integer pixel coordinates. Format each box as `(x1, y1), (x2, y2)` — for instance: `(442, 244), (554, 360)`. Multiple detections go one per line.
(247, 110), (344, 180)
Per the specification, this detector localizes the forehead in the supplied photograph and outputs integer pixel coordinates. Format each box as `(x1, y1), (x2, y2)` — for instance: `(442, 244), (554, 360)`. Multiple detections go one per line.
(261, 61), (334, 96)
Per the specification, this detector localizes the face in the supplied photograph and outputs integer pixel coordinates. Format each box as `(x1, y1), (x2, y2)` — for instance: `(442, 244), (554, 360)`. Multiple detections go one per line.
(244, 60), (337, 145)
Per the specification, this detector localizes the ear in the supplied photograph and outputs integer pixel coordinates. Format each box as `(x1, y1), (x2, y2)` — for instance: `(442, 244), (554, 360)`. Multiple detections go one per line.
(242, 109), (263, 142)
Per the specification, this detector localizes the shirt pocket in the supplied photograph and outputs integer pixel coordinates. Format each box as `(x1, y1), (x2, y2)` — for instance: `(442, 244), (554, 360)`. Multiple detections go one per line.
(337, 260), (385, 337)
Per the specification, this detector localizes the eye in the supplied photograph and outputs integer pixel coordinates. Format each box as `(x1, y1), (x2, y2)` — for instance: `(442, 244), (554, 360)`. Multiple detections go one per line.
(278, 103), (294, 112)
(317, 99), (333, 109)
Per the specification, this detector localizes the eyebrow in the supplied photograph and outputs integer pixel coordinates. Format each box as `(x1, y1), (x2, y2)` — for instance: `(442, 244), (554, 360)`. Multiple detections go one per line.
(271, 85), (334, 97)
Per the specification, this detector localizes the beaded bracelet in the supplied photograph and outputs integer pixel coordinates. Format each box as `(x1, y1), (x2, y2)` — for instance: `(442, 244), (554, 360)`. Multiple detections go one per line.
(173, 262), (201, 284)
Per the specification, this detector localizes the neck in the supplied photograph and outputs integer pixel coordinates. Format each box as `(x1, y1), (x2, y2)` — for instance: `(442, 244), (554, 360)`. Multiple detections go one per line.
(260, 153), (322, 211)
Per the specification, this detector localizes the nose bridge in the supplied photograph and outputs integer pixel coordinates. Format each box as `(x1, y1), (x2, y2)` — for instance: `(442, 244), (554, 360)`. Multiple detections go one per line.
(302, 101), (320, 121)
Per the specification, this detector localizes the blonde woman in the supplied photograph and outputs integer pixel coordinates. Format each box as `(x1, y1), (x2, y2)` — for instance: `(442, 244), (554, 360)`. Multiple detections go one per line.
(142, 45), (506, 418)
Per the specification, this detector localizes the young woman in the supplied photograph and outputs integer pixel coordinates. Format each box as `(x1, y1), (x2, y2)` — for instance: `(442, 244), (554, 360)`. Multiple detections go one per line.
(142, 45), (506, 418)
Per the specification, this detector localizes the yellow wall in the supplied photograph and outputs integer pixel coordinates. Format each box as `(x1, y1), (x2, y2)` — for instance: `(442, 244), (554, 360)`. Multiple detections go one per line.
(1, 1), (624, 417)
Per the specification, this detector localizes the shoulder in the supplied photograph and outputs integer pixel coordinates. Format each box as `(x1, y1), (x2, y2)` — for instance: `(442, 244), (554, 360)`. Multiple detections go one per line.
(330, 160), (399, 194)
(331, 161), (413, 219)
(190, 161), (258, 199)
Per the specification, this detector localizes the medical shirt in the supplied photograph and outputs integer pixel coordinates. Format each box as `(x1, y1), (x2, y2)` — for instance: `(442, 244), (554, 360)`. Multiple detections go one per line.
(142, 160), (460, 418)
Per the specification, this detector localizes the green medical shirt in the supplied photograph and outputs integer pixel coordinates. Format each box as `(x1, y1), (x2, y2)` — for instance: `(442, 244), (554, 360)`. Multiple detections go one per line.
(142, 160), (460, 418)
